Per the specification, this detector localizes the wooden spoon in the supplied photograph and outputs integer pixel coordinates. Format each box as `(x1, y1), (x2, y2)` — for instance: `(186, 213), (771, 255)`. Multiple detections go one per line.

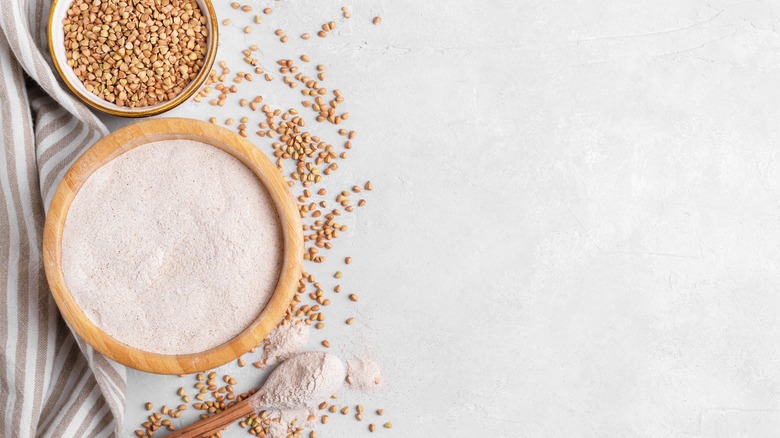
(165, 399), (254, 438)
(166, 352), (345, 438)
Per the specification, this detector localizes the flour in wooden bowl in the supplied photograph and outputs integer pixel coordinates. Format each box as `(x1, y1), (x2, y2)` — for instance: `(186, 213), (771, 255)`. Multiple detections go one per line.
(61, 139), (282, 355)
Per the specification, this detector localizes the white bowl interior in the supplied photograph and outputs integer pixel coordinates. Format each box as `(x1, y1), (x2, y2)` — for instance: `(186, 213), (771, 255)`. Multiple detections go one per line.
(49, 0), (215, 114)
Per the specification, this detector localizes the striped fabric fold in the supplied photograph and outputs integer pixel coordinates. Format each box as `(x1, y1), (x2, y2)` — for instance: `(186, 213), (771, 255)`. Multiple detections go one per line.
(0, 0), (127, 436)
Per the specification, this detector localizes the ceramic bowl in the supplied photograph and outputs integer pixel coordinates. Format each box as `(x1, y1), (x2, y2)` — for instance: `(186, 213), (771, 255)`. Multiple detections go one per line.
(47, 0), (218, 117)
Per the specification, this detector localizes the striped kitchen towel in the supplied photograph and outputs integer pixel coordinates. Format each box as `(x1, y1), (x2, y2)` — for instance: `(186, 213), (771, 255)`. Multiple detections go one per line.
(0, 0), (126, 435)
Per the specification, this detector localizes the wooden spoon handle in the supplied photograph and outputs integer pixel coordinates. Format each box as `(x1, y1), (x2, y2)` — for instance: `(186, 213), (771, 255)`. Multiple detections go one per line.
(166, 398), (255, 438)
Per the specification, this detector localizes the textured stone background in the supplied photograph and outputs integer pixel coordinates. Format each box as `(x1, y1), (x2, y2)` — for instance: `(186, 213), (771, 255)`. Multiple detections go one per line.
(112, 0), (780, 436)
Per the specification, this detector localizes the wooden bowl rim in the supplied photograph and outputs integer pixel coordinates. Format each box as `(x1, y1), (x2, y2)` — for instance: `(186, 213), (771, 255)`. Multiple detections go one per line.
(47, 0), (219, 118)
(42, 118), (303, 374)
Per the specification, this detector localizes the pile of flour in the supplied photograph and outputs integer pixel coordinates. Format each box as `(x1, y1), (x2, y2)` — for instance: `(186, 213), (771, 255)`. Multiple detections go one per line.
(61, 139), (282, 354)
(255, 351), (345, 410)
(254, 352), (345, 438)
(347, 356), (383, 391)
(261, 322), (311, 367)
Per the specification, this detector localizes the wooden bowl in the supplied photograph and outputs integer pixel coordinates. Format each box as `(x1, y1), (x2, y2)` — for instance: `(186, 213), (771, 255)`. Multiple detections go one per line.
(42, 118), (303, 374)
(47, 0), (218, 117)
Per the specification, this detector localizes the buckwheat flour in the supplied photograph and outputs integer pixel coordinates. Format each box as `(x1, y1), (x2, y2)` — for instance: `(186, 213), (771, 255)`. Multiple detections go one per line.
(262, 322), (311, 367)
(346, 356), (383, 392)
(61, 139), (282, 355)
(254, 352), (345, 410)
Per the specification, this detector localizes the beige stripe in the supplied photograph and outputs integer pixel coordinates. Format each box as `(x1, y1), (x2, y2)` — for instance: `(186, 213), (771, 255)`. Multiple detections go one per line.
(90, 410), (115, 438)
(40, 128), (92, 199)
(30, 301), (57, 436)
(32, 95), (74, 204)
(37, 336), (84, 434)
(32, 99), (69, 145)
(34, 99), (68, 122)
(51, 375), (97, 437)
(30, 251), (50, 434)
(71, 338), (122, 436)
(36, 116), (82, 170)
(91, 352), (125, 433)
(33, 0), (46, 50)
(35, 111), (73, 160)
(93, 352), (126, 396)
(0, 136), (10, 435)
(72, 391), (106, 437)
(38, 109), (73, 146)
(0, 35), (11, 426)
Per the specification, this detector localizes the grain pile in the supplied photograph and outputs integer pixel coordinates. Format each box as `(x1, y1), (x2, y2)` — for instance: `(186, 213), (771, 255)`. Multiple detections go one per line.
(62, 0), (209, 107)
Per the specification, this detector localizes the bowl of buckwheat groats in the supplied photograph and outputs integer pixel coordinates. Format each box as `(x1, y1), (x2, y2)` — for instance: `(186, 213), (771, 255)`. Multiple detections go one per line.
(48, 0), (218, 117)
